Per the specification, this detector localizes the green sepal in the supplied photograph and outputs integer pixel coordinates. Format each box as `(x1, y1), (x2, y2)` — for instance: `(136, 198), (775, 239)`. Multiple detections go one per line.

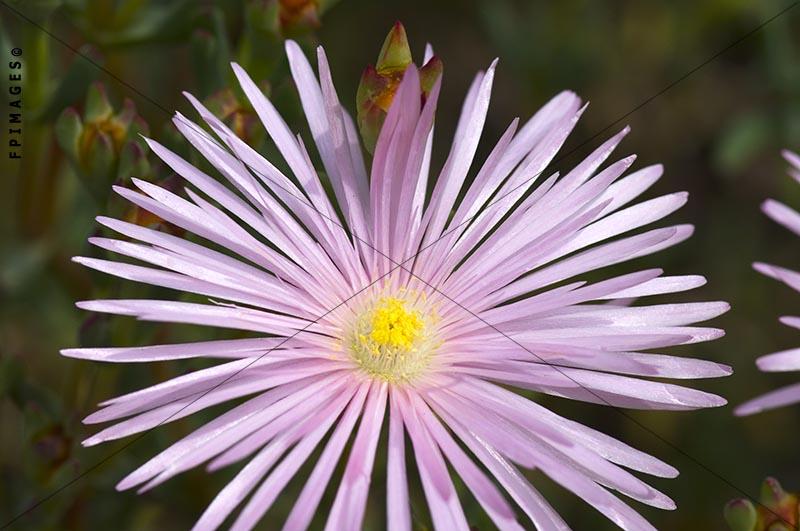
(377, 21), (412, 74)
(84, 129), (115, 185)
(761, 477), (788, 509)
(54, 107), (83, 160)
(420, 55), (443, 98)
(356, 65), (388, 154)
(84, 82), (113, 123)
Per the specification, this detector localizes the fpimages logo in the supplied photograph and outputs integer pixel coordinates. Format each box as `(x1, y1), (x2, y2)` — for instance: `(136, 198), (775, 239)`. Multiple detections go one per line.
(8, 46), (22, 159)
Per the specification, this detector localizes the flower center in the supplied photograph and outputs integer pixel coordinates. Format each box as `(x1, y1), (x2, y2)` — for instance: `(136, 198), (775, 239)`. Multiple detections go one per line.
(369, 297), (422, 349)
(348, 295), (436, 382)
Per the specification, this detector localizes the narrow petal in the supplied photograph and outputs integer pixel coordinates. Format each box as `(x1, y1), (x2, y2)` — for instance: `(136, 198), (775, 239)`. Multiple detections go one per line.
(427, 395), (571, 530)
(325, 382), (388, 531)
(283, 383), (370, 531)
(763, 199), (800, 237)
(756, 348), (800, 372)
(229, 384), (361, 531)
(736, 382), (800, 416)
(412, 394), (523, 530)
(61, 337), (294, 363)
(754, 262), (800, 294)
(397, 391), (470, 531)
(386, 390), (412, 531)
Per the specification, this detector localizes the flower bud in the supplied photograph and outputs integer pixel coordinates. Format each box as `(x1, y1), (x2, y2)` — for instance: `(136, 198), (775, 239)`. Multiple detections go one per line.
(356, 22), (442, 153)
(724, 477), (799, 531)
(55, 83), (151, 201)
(724, 499), (757, 531)
(278, 0), (327, 33)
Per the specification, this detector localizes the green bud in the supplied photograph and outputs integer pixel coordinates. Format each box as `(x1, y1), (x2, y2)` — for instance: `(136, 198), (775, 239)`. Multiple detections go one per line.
(724, 477), (799, 531)
(56, 83), (152, 201)
(356, 65), (387, 155)
(724, 499), (757, 531)
(356, 22), (442, 154)
(376, 21), (412, 74)
(114, 98), (136, 133)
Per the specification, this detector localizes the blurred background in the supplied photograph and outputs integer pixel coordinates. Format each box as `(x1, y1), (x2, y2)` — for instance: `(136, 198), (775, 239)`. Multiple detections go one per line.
(2, 0), (800, 529)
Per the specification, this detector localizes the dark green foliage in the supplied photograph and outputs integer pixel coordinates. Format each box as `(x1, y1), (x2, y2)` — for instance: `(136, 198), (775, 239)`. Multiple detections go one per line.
(2, 1), (800, 529)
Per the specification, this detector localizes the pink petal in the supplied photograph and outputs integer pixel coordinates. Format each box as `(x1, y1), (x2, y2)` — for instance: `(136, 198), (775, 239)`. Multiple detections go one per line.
(61, 337), (294, 363)
(763, 198), (800, 237)
(282, 383), (369, 530)
(386, 390), (412, 531)
(396, 390), (470, 531)
(411, 394), (523, 529)
(324, 382), (388, 531)
(427, 395), (570, 530)
(736, 382), (800, 416)
(754, 262), (800, 294)
(756, 348), (800, 372)
(228, 383), (361, 531)
(600, 275), (706, 299)
(422, 61), (497, 246)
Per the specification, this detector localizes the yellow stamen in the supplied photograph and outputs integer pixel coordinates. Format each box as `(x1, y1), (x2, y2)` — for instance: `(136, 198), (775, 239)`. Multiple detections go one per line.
(368, 297), (423, 350)
(347, 295), (437, 383)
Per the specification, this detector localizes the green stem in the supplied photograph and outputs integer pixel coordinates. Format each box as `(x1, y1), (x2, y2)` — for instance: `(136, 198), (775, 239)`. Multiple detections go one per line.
(18, 23), (54, 237)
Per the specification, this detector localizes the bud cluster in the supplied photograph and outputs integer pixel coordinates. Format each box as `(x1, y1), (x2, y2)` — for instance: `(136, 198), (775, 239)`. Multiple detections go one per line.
(55, 83), (150, 201)
(725, 478), (799, 531)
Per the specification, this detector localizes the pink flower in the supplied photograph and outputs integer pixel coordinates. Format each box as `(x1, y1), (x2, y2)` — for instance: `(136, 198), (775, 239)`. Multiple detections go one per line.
(65, 40), (730, 530)
(736, 150), (800, 416)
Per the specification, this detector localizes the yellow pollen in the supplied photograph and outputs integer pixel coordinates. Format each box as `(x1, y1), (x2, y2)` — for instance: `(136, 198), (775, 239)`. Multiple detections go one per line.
(346, 294), (437, 383)
(368, 297), (423, 350)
